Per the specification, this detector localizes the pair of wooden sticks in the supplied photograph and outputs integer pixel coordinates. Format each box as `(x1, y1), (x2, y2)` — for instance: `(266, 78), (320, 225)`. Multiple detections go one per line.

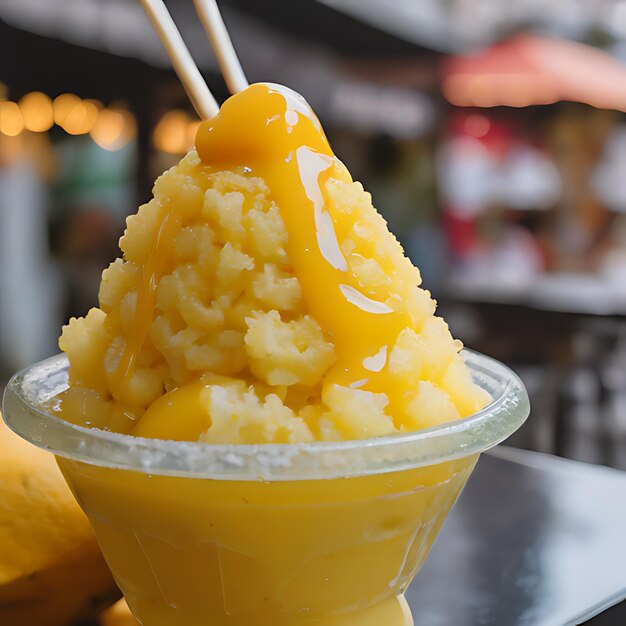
(140, 0), (248, 119)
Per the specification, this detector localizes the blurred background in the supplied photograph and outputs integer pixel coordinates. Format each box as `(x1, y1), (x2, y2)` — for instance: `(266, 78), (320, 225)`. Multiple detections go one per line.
(2, 0), (626, 469)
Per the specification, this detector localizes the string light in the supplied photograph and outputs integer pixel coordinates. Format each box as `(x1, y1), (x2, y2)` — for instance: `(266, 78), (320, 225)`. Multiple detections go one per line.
(0, 101), (24, 136)
(19, 92), (54, 132)
(153, 110), (192, 155)
(0, 90), (139, 146)
(3, 89), (200, 154)
(53, 93), (82, 126)
(62, 99), (100, 135)
(153, 110), (201, 155)
(90, 107), (136, 151)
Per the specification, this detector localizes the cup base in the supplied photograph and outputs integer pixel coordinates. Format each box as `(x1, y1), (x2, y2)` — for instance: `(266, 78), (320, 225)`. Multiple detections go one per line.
(124, 593), (414, 626)
(316, 595), (413, 626)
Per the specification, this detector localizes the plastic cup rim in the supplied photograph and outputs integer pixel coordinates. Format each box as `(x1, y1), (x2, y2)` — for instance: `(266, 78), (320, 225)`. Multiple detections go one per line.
(2, 349), (530, 481)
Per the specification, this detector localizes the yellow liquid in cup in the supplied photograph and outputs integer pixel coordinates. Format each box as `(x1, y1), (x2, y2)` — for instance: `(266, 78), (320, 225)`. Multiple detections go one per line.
(58, 455), (476, 625)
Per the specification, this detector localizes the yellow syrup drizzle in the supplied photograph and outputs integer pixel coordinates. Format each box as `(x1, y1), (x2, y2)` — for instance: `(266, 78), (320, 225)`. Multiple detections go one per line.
(195, 84), (412, 394)
(110, 209), (181, 401)
(134, 83), (413, 438)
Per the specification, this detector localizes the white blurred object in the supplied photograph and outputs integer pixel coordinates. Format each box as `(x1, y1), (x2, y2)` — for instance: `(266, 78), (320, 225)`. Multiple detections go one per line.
(0, 156), (61, 370)
(600, 250), (626, 297)
(602, 0), (626, 40)
(531, 273), (622, 314)
(453, 225), (543, 294)
(500, 145), (562, 210)
(318, 0), (618, 51)
(330, 81), (435, 139)
(591, 125), (626, 213)
(437, 137), (498, 217)
(473, 225), (543, 282)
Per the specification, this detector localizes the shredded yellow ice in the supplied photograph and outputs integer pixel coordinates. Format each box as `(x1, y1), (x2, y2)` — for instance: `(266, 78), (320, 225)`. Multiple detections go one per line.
(57, 147), (490, 444)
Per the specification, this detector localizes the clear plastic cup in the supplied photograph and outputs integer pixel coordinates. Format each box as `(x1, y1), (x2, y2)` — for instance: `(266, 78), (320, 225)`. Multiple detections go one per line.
(3, 350), (528, 626)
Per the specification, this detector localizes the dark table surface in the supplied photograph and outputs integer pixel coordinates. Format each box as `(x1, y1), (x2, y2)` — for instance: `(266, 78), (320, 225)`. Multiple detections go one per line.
(406, 446), (626, 626)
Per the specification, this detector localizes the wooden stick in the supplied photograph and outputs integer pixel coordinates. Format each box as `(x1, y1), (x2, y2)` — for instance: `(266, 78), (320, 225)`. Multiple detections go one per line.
(193, 0), (249, 94)
(140, 0), (219, 119)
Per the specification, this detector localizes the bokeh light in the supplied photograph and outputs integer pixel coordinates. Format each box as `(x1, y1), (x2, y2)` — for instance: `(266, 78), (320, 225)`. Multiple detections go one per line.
(0, 101), (25, 136)
(19, 92), (54, 133)
(90, 107), (136, 151)
(464, 114), (491, 138)
(62, 99), (100, 135)
(153, 110), (192, 155)
(53, 93), (82, 126)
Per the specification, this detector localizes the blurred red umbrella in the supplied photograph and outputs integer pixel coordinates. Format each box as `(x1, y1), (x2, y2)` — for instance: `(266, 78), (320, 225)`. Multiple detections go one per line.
(442, 34), (626, 111)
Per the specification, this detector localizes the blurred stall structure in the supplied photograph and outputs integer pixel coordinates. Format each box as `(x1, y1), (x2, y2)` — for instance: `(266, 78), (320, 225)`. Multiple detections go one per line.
(2, 0), (626, 469)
